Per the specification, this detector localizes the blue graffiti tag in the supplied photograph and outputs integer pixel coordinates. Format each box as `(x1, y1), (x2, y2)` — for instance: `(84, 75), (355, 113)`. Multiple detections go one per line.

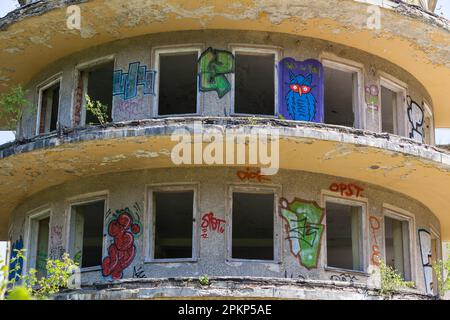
(8, 236), (24, 281)
(113, 62), (156, 100)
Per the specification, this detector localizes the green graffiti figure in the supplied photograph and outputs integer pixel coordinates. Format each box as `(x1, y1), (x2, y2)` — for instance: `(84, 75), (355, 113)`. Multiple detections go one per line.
(279, 198), (324, 269)
(198, 47), (234, 98)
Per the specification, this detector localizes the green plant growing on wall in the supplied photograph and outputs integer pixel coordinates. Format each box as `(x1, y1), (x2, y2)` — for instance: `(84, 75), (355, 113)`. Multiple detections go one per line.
(379, 261), (415, 298)
(1, 249), (78, 300)
(199, 274), (210, 286)
(432, 259), (450, 297)
(0, 85), (31, 131)
(85, 94), (109, 126)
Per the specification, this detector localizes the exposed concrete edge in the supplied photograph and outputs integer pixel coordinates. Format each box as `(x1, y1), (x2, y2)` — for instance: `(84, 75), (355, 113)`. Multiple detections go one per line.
(1, 117), (449, 170)
(0, 0), (448, 32)
(0, 0), (88, 30)
(53, 276), (436, 300)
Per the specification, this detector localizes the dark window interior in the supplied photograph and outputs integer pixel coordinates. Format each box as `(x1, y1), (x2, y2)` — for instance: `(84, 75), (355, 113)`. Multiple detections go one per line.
(234, 53), (275, 115)
(232, 192), (274, 260)
(381, 86), (396, 134)
(326, 202), (361, 271)
(40, 83), (60, 133)
(72, 201), (105, 268)
(35, 217), (50, 278)
(158, 53), (198, 115)
(154, 191), (194, 259)
(385, 216), (410, 280)
(324, 66), (355, 127)
(85, 62), (114, 124)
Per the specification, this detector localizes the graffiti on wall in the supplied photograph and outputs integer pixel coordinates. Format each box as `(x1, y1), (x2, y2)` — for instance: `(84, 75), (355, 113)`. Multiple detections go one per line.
(330, 273), (358, 283)
(113, 62), (156, 100)
(369, 216), (381, 266)
(279, 197), (324, 269)
(329, 182), (364, 198)
(236, 167), (271, 183)
(278, 58), (324, 122)
(49, 225), (65, 260)
(365, 84), (380, 112)
(418, 229), (433, 294)
(201, 212), (226, 239)
(198, 47), (234, 98)
(8, 236), (24, 281)
(133, 265), (147, 279)
(115, 97), (147, 119)
(407, 96), (424, 142)
(102, 206), (142, 280)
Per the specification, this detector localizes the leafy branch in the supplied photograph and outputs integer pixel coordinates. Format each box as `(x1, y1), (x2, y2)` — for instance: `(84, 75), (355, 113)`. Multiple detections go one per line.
(0, 85), (31, 131)
(85, 94), (109, 126)
(1, 249), (78, 300)
(379, 261), (415, 298)
(433, 259), (450, 297)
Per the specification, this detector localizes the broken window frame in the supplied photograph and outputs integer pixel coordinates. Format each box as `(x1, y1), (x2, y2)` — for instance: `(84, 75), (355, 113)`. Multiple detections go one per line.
(226, 184), (282, 264)
(35, 75), (62, 136)
(145, 183), (199, 263)
(74, 55), (116, 126)
(230, 45), (281, 118)
(152, 45), (203, 117)
(322, 194), (368, 274)
(66, 192), (108, 272)
(379, 74), (408, 136)
(24, 207), (52, 276)
(382, 205), (416, 282)
(321, 57), (364, 129)
(429, 226), (441, 295)
(422, 100), (435, 145)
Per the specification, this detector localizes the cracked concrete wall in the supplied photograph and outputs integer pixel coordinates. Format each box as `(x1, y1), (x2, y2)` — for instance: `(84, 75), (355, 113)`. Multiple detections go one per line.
(8, 166), (441, 295)
(17, 30), (434, 142)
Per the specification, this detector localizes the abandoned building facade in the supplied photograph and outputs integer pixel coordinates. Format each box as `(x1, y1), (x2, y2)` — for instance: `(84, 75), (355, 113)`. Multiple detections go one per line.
(0, 0), (449, 299)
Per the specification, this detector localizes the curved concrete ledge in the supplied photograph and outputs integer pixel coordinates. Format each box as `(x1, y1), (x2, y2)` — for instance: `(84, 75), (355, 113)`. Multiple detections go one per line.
(1, 117), (450, 241)
(1, 117), (449, 165)
(53, 276), (435, 300)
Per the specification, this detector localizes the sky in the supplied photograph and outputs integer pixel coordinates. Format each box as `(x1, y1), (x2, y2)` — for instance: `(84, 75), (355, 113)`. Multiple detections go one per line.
(0, 0), (449, 145)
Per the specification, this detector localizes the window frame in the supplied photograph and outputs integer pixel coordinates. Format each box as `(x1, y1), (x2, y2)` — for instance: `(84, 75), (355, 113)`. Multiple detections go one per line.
(35, 75), (62, 136)
(73, 55), (116, 126)
(145, 182), (199, 263)
(23, 206), (52, 275)
(321, 192), (369, 274)
(226, 183), (282, 264)
(65, 191), (109, 272)
(422, 100), (435, 145)
(152, 45), (203, 118)
(379, 74), (408, 136)
(321, 57), (364, 129)
(382, 204), (417, 283)
(229, 44), (281, 118)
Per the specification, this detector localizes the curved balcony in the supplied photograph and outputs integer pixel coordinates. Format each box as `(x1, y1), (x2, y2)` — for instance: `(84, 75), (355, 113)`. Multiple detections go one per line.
(0, 117), (449, 241)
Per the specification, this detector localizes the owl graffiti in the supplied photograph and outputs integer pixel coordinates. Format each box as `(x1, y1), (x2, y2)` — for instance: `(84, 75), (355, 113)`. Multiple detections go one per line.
(278, 58), (324, 122)
(286, 72), (316, 121)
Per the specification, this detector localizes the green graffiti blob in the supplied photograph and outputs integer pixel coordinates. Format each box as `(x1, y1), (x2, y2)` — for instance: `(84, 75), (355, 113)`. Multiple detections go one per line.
(198, 47), (234, 98)
(279, 197), (324, 269)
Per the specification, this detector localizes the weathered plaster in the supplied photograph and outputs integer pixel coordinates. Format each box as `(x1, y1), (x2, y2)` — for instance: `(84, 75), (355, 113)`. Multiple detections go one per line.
(0, 0), (449, 126)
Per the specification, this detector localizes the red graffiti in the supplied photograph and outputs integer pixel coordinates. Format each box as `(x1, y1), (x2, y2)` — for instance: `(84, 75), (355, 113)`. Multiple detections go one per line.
(329, 182), (364, 198)
(102, 210), (141, 279)
(201, 212), (226, 239)
(236, 168), (271, 182)
(369, 216), (381, 266)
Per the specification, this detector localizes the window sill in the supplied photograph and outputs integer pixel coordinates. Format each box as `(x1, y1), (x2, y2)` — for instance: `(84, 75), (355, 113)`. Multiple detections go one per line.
(226, 258), (281, 265)
(324, 266), (371, 277)
(80, 266), (102, 273)
(144, 258), (198, 264)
